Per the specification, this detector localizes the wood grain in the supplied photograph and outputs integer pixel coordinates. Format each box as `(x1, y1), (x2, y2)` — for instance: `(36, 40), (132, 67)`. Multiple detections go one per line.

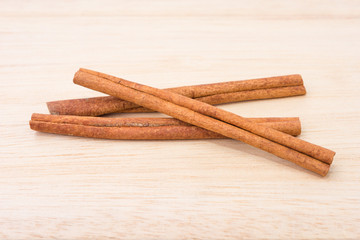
(1, 0), (360, 239)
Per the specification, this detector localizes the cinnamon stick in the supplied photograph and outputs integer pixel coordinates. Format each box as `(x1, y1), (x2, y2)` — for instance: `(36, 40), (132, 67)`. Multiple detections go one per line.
(30, 113), (302, 139)
(73, 68), (335, 176)
(47, 75), (306, 116)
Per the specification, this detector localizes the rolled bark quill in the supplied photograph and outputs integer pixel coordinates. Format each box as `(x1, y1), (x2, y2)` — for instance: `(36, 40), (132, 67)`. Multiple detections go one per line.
(47, 75), (306, 116)
(30, 113), (302, 139)
(73, 68), (335, 176)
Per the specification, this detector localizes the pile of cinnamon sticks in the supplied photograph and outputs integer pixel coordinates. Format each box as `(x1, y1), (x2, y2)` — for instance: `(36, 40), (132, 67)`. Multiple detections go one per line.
(30, 69), (335, 176)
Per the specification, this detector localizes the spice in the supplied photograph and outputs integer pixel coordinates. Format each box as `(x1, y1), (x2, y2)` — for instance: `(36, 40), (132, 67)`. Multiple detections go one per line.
(30, 113), (302, 139)
(73, 68), (335, 176)
(47, 75), (305, 116)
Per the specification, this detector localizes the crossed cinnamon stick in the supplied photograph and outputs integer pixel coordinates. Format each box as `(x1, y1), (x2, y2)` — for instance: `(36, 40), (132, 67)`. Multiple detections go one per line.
(30, 69), (335, 176)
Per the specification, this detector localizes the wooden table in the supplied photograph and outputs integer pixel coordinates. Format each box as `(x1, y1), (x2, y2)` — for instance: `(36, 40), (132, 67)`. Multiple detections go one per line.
(1, 1), (359, 239)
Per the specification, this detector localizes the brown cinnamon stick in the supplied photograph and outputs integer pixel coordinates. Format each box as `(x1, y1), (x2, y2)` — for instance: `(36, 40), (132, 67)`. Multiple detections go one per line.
(73, 68), (335, 176)
(47, 75), (306, 116)
(30, 113), (302, 139)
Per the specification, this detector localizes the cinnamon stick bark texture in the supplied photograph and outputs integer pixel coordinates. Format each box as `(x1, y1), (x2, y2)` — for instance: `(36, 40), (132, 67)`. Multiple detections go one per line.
(47, 75), (306, 116)
(30, 113), (302, 139)
(73, 68), (335, 176)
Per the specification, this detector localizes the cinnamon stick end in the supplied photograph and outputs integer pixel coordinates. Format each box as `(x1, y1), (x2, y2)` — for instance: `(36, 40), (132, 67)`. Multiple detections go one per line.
(31, 113), (39, 120)
(46, 101), (61, 115)
(295, 117), (302, 136)
(299, 85), (307, 95)
(319, 167), (330, 177)
(327, 151), (336, 165)
(293, 74), (304, 84)
(73, 70), (82, 84)
(29, 120), (40, 132)
(309, 160), (330, 177)
(29, 120), (34, 130)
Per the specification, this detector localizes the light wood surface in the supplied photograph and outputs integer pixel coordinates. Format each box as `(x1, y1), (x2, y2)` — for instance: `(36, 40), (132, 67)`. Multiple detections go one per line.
(1, 1), (360, 239)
